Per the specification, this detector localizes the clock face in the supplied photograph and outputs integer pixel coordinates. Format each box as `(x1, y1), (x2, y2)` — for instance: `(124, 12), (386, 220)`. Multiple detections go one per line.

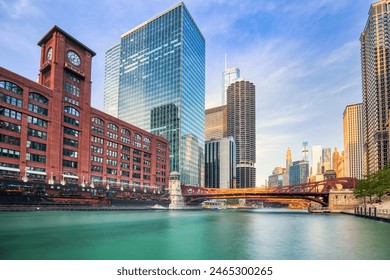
(67, 50), (81, 66)
(47, 48), (52, 61)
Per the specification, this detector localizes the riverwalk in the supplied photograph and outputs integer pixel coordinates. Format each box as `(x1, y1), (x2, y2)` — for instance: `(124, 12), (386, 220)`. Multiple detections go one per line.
(342, 198), (390, 223)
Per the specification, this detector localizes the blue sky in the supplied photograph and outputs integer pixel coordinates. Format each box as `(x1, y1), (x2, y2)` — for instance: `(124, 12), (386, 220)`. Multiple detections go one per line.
(0, 0), (372, 185)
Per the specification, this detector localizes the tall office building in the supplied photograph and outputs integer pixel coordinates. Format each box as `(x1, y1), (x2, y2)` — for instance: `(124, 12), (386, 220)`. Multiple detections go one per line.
(205, 105), (227, 140)
(205, 137), (236, 189)
(103, 3), (205, 186)
(227, 78), (256, 188)
(289, 160), (309, 185)
(361, 0), (390, 174)
(312, 145), (322, 175)
(103, 43), (120, 118)
(222, 67), (240, 105)
(343, 103), (364, 179)
(322, 148), (332, 173)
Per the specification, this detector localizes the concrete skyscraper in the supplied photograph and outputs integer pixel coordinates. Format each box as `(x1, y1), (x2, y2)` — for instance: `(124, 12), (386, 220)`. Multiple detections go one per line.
(286, 147), (292, 169)
(361, 0), (390, 174)
(343, 103), (364, 179)
(103, 3), (205, 186)
(222, 67), (240, 105)
(227, 78), (256, 188)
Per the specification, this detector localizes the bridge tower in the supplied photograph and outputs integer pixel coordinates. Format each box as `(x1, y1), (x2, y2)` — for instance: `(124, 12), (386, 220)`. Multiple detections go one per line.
(168, 172), (186, 209)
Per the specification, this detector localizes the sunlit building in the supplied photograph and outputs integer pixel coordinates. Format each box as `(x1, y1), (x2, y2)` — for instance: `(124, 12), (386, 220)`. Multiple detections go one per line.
(289, 160), (309, 185)
(205, 105), (227, 140)
(343, 103), (364, 179)
(0, 26), (169, 191)
(103, 3), (205, 186)
(361, 0), (390, 174)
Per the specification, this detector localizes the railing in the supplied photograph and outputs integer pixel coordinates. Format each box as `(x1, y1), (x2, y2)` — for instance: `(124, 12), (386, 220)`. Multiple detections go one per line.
(354, 207), (390, 218)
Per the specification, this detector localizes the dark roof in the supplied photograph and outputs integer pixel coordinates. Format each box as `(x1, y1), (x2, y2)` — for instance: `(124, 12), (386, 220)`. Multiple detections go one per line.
(37, 25), (96, 57)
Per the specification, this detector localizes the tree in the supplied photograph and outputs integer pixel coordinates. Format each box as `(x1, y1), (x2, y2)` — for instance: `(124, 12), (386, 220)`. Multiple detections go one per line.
(355, 164), (390, 200)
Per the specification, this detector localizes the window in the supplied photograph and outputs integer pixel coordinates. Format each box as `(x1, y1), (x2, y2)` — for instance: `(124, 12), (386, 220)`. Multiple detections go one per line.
(64, 106), (80, 117)
(91, 155), (103, 163)
(144, 137), (151, 143)
(133, 165), (141, 171)
(108, 123), (118, 131)
(64, 116), (79, 126)
(133, 157), (141, 163)
(132, 173), (140, 179)
(27, 140), (47, 151)
(120, 171), (130, 177)
(107, 168), (117, 175)
(63, 148), (78, 158)
(121, 145), (130, 152)
(0, 147), (20, 158)
(121, 128), (130, 136)
(107, 159), (117, 166)
(0, 92), (22, 107)
(91, 146), (103, 154)
(1, 107), (22, 120)
(91, 136), (104, 145)
(0, 81), (23, 94)
(91, 126), (104, 135)
(27, 128), (46, 139)
(107, 150), (118, 157)
(26, 153), (45, 163)
(64, 95), (79, 106)
(134, 133), (142, 140)
(65, 71), (81, 84)
(64, 127), (79, 137)
(107, 131), (118, 140)
(107, 141), (118, 148)
(120, 162), (130, 169)
(64, 138), (78, 148)
(91, 165), (103, 172)
(64, 81), (80, 97)
(63, 159), (78, 168)
(28, 116), (47, 128)
(28, 103), (48, 116)
(1, 121), (21, 133)
(133, 141), (141, 148)
(29, 92), (48, 105)
(92, 117), (104, 126)
(121, 136), (131, 144)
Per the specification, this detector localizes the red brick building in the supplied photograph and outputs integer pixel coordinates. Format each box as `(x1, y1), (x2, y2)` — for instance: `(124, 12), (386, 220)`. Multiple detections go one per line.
(0, 26), (169, 192)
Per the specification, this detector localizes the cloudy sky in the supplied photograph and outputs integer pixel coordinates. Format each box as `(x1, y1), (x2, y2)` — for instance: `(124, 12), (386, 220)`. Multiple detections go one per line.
(0, 0), (372, 185)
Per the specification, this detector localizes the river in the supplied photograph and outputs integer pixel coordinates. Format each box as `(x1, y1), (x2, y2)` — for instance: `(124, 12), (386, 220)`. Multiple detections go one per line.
(0, 209), (389, 260)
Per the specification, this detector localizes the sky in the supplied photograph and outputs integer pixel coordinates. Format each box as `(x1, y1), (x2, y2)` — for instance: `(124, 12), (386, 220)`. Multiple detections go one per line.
(0, 0), (373, 186)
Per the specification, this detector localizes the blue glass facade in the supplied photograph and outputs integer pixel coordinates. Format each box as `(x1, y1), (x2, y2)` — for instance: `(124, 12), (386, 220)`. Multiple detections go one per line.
(106, 3), (205, 186)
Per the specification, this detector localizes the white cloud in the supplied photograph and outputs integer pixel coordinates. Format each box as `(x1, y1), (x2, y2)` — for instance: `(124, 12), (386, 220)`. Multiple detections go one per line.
(0, 0), (41, 19)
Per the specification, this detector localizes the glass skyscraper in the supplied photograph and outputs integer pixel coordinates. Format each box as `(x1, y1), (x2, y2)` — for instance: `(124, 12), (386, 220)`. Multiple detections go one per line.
(103, 3), (205, 186)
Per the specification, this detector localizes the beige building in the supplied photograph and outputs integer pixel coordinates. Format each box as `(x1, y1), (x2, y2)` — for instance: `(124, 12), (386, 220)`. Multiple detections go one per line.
(361, 0), (390, 174)
(343, 103), (364, 179)
(205, 105), (227, 141)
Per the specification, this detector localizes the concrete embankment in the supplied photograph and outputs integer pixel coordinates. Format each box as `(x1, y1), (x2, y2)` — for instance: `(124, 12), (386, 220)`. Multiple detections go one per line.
(0, 205), (158, 212)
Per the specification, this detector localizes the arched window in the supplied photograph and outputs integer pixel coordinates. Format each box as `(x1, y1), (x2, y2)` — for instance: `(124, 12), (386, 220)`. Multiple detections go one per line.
(0, 80), (23, 95)
(107, 123), (118, 131)
(64, 106), (80, 117)
(92, 117), (104, 126)
(121, 128), (130, 136)
(29, 92), (48, 105)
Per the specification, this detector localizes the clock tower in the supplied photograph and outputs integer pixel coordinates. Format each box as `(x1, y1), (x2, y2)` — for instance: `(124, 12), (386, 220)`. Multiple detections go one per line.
(37, 26), (96, 185)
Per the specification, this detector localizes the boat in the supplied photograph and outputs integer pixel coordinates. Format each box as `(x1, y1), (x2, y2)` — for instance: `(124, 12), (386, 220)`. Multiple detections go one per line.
(202, 200), (227, 210)
(148, 204), (167, 210)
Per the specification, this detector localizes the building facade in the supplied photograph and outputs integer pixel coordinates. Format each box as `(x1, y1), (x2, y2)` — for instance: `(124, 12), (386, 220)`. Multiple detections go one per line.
(0, 26), (169, 191)
(103, 3), (205, 186)
(222, 67), (240, 105)
(361, 0), (390, 174)
(322, 147), (332, 173)
(205, 137), (236, 189)
(103, 42), (120, 118)
(343, 103), (364, 179)
(268, 167), (286, 187)
(312, 145), (322, 175)
(289, 160), (309, 185)
(205, 105), (227, 140)
(227, 78), (256, 188)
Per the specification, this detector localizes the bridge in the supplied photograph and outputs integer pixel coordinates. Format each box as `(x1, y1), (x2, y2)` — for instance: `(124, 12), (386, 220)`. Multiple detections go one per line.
(181, 177), (357, 207)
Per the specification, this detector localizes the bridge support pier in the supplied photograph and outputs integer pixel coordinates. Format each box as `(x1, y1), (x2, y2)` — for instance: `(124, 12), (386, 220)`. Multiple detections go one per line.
(328, 189), (361, 212)
(168, 172), (186, 210)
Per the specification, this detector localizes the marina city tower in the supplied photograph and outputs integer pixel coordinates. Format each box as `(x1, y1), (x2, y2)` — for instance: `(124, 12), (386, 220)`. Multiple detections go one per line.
(104, 3), (205, 186)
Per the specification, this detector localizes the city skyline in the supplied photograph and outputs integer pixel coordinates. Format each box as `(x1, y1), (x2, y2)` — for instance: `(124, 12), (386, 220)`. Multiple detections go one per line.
(0, 0), (371, 185)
